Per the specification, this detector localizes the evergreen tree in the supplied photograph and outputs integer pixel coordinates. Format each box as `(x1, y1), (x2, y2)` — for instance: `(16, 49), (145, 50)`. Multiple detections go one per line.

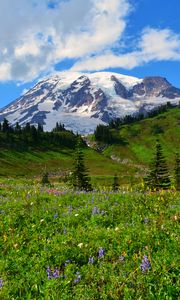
(37, 123), (43, 133)
(2, 118), (10, 132)
(71, 138), (92, 191)
(94, 124), (112, 143)
(41, 171), (50, 185)
(144, 140), (171, 190)
(112, 174), (119, 191)
(174, 153), (180, 191)
(24, 122), (31, 133)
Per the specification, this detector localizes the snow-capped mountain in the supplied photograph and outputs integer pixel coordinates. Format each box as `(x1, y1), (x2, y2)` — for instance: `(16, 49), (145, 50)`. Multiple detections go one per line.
(0, 71), (180, 134)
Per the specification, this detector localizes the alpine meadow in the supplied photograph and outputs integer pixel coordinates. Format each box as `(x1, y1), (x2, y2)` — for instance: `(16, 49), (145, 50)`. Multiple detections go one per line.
(0, 0), (180, 299)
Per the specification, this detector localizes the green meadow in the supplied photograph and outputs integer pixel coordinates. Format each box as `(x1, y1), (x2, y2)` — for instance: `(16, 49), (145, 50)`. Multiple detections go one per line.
(0, 107), (179, 299)
(0, 181), (179, 299)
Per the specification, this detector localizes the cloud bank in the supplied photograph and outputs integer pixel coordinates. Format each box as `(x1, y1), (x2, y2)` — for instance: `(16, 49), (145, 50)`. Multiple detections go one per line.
(72, 28), (180, 71)
(0, 0), (179, 82)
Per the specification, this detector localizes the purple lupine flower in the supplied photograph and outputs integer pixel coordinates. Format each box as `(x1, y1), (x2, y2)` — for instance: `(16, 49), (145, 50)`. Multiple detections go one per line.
(46, 267), (52, 280)
(92, 206), (100, 215)
(119, 255), (125, 262)
(98, 247), (105, 258)
(63, 228), (67, 235)
(46, 267), (60, 279)
(26, 193), (31, 200)
(53, 267), (60, 278)
(101, 210), (105, 216)
(0, 278), (4, 287)
(54, 213), (58, 219)
(144, 218), (149, 224)
(64, 260), (71, 266)
(74, 272), (81, 284)
(88, 256), (94, 264)
(68, 205), (73, 214)
(140, 255), (151, 272)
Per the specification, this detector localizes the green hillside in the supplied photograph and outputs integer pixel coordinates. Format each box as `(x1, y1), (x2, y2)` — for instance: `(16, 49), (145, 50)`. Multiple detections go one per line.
(102, 107), (179, 165)
(90, 107), (180, 185)
(0, 108), (179, 187)
(0, 148), (126, 187)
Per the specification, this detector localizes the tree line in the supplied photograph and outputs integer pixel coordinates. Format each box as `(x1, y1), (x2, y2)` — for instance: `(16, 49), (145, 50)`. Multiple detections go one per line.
(42, 138), (179, 192)
(0, 119), (78, 150)
(94, 103), (179, 144)
(108, 102), (178, 129)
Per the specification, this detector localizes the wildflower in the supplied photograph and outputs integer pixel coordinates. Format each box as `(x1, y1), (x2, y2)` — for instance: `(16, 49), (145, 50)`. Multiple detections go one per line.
(26, 193), (31, 199)
(144, 218), (150, 224)
(92, 206), (100, 215)
(68, 205), (73, 213)
(64, 260), (71, 266)
(53, 267), (60, 278)
(63, 228), (67, 235)
(140, 255), (151, 272)
(74, 272), (81, 284)
(101, 210), (105, 216)
(46, 267), (52, 280)
(171, 215), (178, 221)
(119, 255), (125, 262)
(98, 247), (105, 258)
(0, 278), (4, 287)
(46, 267), (60, 279)
(88, 256), (94, 264)
(53, 213), (58, 219)
(78, 243), (83, 248)
(40, 219), (44, 223)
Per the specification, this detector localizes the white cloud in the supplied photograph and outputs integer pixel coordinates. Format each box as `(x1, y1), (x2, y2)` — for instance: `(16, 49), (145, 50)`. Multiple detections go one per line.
(71, 51), (141, 71)
(0, 63), (11, 81)
(139, 28), (180, 61)
(72, 28), (180, 71)
(0, 0), (130, 82)
(0, 0), (179, 82)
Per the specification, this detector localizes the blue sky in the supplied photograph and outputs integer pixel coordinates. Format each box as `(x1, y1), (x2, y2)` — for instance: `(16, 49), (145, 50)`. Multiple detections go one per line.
(0, 0), (180, 108)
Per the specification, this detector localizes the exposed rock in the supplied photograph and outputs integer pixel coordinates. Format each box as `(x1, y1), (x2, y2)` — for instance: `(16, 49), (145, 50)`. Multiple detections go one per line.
(0, 72), (179, 134)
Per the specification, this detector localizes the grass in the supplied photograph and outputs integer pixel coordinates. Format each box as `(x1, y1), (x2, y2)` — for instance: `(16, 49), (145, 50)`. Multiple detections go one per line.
(0, 180), (179, 299)
(0, 108), (179, 187)
(0, 147), (127, 187)
(102, 108), (180, 175)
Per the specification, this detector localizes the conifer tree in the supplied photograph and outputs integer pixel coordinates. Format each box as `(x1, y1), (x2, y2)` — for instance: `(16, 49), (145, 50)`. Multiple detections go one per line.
(174, 153), (180, 191)
(41, 167), (50, 185)
(145, 140), (171, 190)
(71, 138), (92, 191)
(2, 118), (10, 132)
(112, 174), (119, 191)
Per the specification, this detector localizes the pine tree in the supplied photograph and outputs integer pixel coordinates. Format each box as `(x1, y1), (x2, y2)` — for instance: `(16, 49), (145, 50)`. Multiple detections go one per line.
(71, 138), (92, 191)
(41, 170), (50, 185)
(112, 174), (119, 191)
(2, 118), (10, 132)
(174, 153), (180, 191)
(145, 140), (171, 190)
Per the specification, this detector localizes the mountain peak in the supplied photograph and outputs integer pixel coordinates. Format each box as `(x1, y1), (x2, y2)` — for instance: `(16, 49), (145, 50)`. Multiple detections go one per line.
(0, 71), (179, 134)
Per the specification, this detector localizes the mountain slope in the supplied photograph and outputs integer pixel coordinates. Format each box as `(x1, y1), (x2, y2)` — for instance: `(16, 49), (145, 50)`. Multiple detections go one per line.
(0, 71), (180, 134)
(101, 107), (180, 173)
(0, 108), (179, 187)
